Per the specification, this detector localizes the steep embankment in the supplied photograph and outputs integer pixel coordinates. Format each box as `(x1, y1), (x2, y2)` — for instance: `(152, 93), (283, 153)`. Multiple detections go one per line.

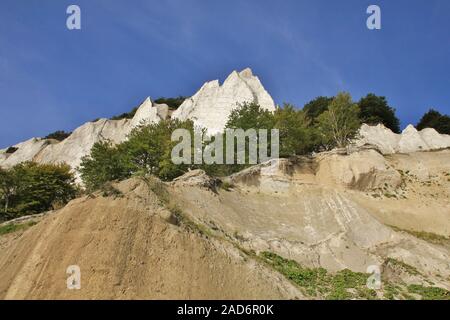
(0, 179), (301, 300)
(169, 150), (450, 295)
(1, 149), (449, 300)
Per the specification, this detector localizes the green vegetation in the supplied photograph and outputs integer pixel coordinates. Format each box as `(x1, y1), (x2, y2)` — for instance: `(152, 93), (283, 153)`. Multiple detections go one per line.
(45, 130), (72, 141)
(80, 93), (366, 191)
(417, 109), (450, 134)
(154, 96), (187, 110)
(0, 162), (77, 222)
(0, 221), (37, 236)
(110, 97), (187, 121)
(260, 251), (376, 300)
(260, 251), (450, 300)
(384, 258), (421, 276)
(5, 147), (18, 154)
(358, 94), (400, 133)
(389, 225), (450, 245)
(407, 284), (450, 300)
(303, 96), (333, 122)
(79, 119), (197, 191)
(316, 92), (361, 148)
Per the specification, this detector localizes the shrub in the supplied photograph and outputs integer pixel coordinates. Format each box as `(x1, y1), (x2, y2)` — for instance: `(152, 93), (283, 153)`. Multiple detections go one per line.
(45, 130), (72, 141)
(358, 94), (400, 133)
(154, 96), (187, 110)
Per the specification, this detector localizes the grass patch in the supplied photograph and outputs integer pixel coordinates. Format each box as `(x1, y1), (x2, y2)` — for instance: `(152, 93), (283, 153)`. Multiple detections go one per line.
(142, 176), (215, 238)
(389, 225), (450, 245)
(0, 221), (37, 236)
(259, 251), (377, 300)
(384, 258), (421, 276)
(219, 181), (235, 191)
(407, 284), (450, 300)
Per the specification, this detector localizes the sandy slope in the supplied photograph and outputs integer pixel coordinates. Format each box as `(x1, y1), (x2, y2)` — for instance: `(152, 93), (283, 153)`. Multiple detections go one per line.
(0, 179), (301, 300)
(1, 149), (449, 299)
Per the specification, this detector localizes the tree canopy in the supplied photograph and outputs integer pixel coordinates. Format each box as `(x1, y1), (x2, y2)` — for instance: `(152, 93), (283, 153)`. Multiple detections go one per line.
(358, 94), (400, 133)
(416, 109), (450, 134)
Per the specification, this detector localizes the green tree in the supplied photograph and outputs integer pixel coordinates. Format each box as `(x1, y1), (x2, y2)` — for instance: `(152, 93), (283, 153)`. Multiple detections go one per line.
(274, 104), (316, 156)
(123, 119), (196, 181)
(317, 92), (361, 148)
(79, 140), (132, 192)
(0, 162), (77, 221)
(358, 94), (400, 133)
(417, 109), (450, 134)
(11, 162), (77, 215)
(0, 167), (17, 219)
(226, 102), (276, 130)
(303, 96), (334, 123)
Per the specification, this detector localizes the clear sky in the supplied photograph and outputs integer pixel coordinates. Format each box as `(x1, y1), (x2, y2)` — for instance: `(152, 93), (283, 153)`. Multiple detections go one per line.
(1, 0), (449, 148)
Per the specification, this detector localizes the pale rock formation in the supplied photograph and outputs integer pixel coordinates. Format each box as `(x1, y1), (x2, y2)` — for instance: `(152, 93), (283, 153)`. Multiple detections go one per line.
(398, 125), (430, 153)
(36, 119), (131, 171)
(129, 97), (169, 128)
(315, 149), (402, 191)
(0, 138), (55, 168)
(0, 98), (169, 182)
(172, 68), (276, 134)
(420, 128), (450, 149)
(357, 123), (450, 154)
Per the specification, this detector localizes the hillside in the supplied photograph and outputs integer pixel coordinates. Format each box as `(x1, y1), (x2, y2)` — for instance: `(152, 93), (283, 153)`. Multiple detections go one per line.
(1, 148), (449, 300)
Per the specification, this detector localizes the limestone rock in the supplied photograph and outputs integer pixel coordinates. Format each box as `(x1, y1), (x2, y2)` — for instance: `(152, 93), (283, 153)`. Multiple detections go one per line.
(356, 123), (450, 154)
(172, 68), (276, 134)
(172, 169), (218, 190)
(398, 125), (429, 153)
(130, 97), (169, 128)
(315, 149), (402, 191)
(420, 128), (450, 149)
(0, 138), (55, 168)
(0, 98), (169, 182)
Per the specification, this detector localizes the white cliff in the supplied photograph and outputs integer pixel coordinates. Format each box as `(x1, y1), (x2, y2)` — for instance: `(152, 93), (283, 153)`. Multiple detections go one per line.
(172, 68), (276, 134)
(357, 123), (450, 154)
(0, 98), (169, 181)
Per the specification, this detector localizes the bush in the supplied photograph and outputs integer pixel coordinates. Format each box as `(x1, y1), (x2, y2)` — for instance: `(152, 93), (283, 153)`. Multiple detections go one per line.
(45, 130), (72, 141)
(0, 162), (77, 221)
(154, 96), (187, 110)
(358, 94), (400, 133)
(417, 109), (450, 134)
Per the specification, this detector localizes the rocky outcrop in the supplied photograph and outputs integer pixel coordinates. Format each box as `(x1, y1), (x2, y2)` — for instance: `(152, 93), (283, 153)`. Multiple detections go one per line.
(315, 149), (402, 191)
(0, 68), (276, 178)
(0, 98), (169, 179)
(357, 124), (450, 154)
(172, 68), (276, 134)
(0, 138), (56, 168)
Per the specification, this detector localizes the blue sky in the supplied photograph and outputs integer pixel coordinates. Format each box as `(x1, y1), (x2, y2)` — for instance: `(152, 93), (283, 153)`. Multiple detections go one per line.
(0, 0), (449, 148)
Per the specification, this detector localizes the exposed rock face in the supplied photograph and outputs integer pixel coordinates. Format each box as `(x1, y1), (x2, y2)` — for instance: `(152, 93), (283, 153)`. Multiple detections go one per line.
(0, 68), (276, 178)
(315, 149), (402, 191)
(0, 138), (55, 168)
(357, 124), (450, 154)
(228, 150), (401, 193)
(0, 98), (169, 179)
(172, 68), (276, 134)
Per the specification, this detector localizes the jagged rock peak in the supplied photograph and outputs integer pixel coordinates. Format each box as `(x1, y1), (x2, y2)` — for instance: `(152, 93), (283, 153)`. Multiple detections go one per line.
(172, 68), (276, 134)
(356, 123), (450, 154)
